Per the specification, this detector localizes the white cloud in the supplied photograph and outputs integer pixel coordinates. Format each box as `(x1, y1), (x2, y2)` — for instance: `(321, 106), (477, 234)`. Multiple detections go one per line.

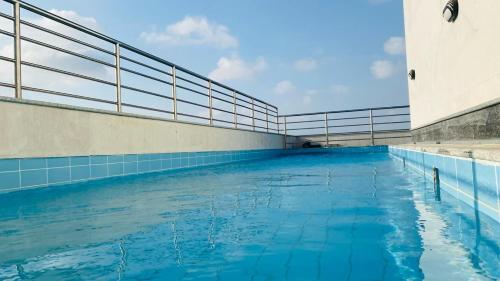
(208, 55), (267, 82)
(140, 16), (238, 49)
(330, 84), (350, 95)
(0, 9), (112, 89)
(303, 89), (318, 104)
(293, 58), (317, 72)
(384, 37), (405, 55)
(370, 60), (395, 79)
(273, 80), (295, 95)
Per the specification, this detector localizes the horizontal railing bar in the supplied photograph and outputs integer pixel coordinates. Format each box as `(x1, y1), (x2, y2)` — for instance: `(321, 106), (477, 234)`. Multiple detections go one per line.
(176, 84), (209, 98)
(177, 112), (210, 121)
(374, 135), (411, 140)
(286, 126), (325, 131)
(235, 96), (253, 106)
(22, 60), (117, 86)
(0, 55), (15, 63)
(22, 85), (117, 105)
(252, 124), (269, 130)
(120, 66), (172, 85)
(329, 116), (369, 121)
(0, 11), (13, 20)
(20, 19), (115, 56)
(176, 97), (209, 109)
(120, 55), (172, 76)
(0, 28), (14, 37)
(21, 35), (116, 68)
(0, 81), (15, 88)
(12, 0), (276, 109)
(211, 95), (234, 106)
(236, 112), (253, 119)
(373, 121), (411, 125)
(175, 75), (209, 90)
(280, 105), (409, 117)
(212, 118), (234, 125)
(372, 113), (410, 118)
(121, 102), (173, 115)
(235, 102), (253, 111)
(328, 123), (370, 128)
(210, 88), (233, 99)
(121, 84), (173, 100)
(211, 106), (234, 115)
(284, 119), (324, 124)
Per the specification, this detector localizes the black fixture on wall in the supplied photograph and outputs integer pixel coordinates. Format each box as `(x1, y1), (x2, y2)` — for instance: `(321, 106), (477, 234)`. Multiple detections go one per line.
(443, 0), (459, 22)
(408, 69), (416, 80)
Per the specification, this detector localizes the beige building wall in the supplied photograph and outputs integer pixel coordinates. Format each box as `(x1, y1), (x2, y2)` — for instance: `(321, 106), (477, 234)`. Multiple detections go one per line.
(0, 99), (284, 159)
(404, 0), (500, 129)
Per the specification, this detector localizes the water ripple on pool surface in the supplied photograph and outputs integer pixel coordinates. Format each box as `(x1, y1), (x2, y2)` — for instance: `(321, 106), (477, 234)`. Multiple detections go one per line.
(0, 153), (498, 280)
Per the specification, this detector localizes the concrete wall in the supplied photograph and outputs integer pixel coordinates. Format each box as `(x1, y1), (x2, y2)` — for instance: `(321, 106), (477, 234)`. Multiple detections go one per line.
(404, 0), (500, 129)
(0, 98), (284, 159)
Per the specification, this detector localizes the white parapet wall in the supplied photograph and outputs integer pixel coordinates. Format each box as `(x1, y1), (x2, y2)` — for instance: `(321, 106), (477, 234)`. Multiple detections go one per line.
(0, 98), (284, 159)
(404, 0), (500, 129)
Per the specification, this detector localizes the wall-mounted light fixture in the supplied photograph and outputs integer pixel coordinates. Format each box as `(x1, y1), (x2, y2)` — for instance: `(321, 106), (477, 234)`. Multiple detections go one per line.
(443, 0), (459, 22)
(408, 69), (416, 80)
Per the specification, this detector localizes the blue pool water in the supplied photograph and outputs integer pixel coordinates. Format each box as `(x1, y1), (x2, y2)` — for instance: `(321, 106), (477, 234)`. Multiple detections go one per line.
(0, 152), (499, 280)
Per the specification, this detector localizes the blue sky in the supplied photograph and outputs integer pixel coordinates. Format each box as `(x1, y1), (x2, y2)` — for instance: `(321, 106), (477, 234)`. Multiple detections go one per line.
(8, 0), (408, 115)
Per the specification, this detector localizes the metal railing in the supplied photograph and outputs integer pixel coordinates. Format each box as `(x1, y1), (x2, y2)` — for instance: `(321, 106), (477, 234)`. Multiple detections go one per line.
(0, 0), (279, 132)
(278, 105), (411, 148)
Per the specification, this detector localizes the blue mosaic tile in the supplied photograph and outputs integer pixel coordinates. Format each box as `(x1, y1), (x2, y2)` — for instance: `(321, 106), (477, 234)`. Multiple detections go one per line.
(138, 154), (150, 161)
(390, 147), (500, 222)
(48, 167), (71, 184)
(124, 154), (138, 163)
(150, 160), (162, 171)
(150, 154), (163, 161)
(21, 169), (47, 187)
(124, 162), (138, 175)
(71, 165), (90, 181)
(20, 158), (46, 170)
(108, 155), (124, 164)
(0, 159), (19, 172)
(172, 158), (181, 169)
(0, 171), (20, 190)
(138, 161), (150, 173)
(108, 163), (124, 176)
(90, 155), (107, 165)
(71, 156), (89, 166)
(47, 157), (70, 168)
(474, 162), (498, 211)
(0, 149), (283, 193)
(90, 164), (108, 179)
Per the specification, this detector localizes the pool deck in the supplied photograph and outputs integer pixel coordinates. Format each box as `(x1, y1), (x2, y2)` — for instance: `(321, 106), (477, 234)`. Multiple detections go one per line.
(393, 142), (500, 163)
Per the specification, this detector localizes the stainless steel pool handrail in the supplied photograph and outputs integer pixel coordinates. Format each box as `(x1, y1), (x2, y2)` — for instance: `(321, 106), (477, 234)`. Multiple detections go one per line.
(0, 0), (279, 132)
(278, 105), (411, 148)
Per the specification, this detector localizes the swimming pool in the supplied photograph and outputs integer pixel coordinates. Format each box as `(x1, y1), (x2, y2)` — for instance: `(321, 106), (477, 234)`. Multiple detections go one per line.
(0, 151), (498, 280)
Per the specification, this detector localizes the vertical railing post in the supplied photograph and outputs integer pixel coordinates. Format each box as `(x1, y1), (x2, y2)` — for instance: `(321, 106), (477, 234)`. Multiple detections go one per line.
(284, 116), (288, 149)
(276, 108), (279, 133)
(171, 65), (177, 120)
(114, 43), (122, 112)
(208, 80), (213, 125)
(13, 1), (22, 99)
(324, 112), (329, 147)
(369, 109), (374, 146)
(232, 91), (237, 128)
(251, 99), (255, 131)
(265, 105), (269, 133)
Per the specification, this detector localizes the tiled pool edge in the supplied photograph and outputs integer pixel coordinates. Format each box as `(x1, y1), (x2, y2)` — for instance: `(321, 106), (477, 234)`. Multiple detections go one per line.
(283, 145), (388, 154)
(389, 146), (500, 223)
(0, 149), (282, 193)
